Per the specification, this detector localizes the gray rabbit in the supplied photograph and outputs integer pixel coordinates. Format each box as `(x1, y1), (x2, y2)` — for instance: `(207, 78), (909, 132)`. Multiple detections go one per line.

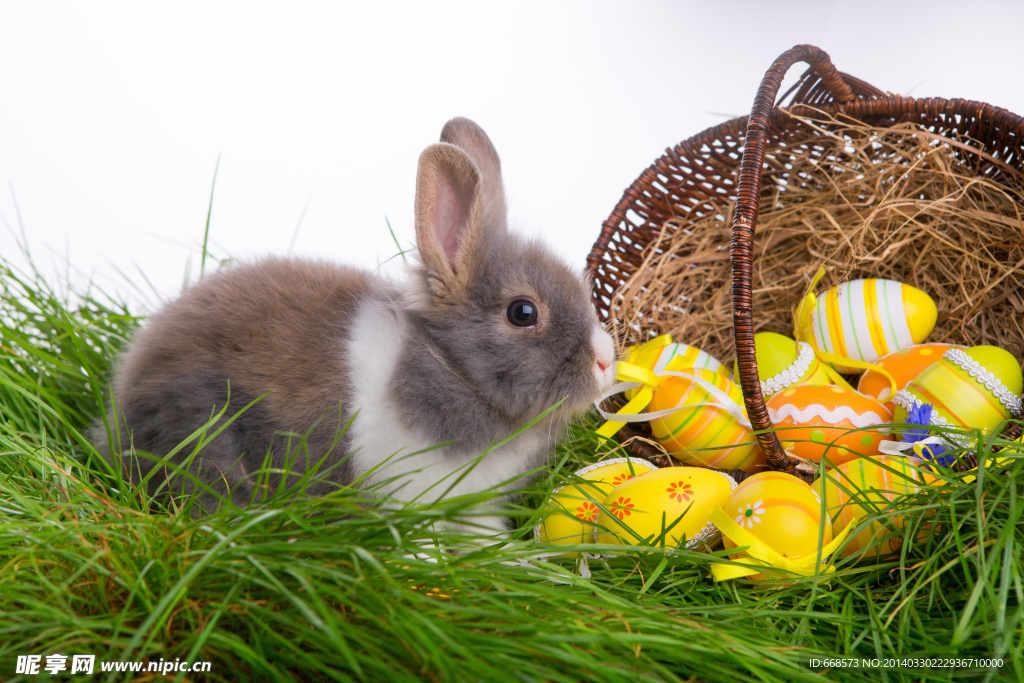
(98, 118), (615, 530)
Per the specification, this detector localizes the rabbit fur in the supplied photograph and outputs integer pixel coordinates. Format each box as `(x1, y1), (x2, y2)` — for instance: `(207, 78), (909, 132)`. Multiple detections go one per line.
(98, 117), (616, 530)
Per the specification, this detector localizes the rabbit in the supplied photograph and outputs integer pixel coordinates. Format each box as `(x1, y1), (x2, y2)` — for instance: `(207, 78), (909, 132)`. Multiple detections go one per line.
(97, 117), (616, 532)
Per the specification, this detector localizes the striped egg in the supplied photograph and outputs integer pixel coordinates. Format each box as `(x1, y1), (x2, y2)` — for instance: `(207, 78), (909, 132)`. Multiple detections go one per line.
(648, 368), (766, 472)
(536, 458), (658, 556)
(735, 332), (831, 399)
(766, 385), (892, 466)
(892, 345), (1023, 437)
(722, 471), (832, 581)
(796, 279), (937, 372)
(857, 343), (964, 413)
(629, 339), (729, 377)
(813, 456), (936, 559)
(597, 467), (736, 549)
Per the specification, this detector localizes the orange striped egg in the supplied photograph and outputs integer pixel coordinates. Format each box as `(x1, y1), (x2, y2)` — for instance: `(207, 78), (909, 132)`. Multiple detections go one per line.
(857, 343), (964, 413)
(813, 456), (936, 559)
(766, 385), (892, 466)
(596, 467), (736, 549)
(892, 345), (1023, 437)
(535, 458), (658, 556)
(796, 279), (937, 372)
(648, 368), (766, 472)
(723, 471), (832, 581)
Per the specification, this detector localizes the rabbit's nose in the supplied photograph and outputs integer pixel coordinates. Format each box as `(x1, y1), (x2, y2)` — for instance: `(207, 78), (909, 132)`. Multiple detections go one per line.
(591, 327), (615, 377)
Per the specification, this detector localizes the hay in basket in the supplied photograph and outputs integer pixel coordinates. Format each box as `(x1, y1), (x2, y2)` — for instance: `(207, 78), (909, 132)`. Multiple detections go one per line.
(610, 111), (1024, 367)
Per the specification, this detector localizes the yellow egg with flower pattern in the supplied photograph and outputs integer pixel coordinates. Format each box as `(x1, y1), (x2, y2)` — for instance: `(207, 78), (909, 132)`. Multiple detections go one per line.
(535, 458), (658, 556)
(596, 467), (736, 549)
(648, 368), (766, 472)
(721, 471), (833, 581)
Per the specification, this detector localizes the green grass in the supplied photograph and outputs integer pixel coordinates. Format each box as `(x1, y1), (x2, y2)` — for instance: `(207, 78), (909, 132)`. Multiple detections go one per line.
(1, 251), (1022, 682)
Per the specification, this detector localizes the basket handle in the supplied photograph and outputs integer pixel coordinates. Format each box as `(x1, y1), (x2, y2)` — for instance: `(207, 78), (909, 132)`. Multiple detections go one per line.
(730, 45), (857, 474)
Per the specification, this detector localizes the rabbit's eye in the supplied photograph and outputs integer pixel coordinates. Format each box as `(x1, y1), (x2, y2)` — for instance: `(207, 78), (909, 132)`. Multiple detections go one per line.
(506, 299), (538, 328)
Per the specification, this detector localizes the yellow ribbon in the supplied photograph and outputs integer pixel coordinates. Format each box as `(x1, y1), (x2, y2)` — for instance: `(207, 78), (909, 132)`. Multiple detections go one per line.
(793, 267), (898, 398)
(595, 335), (683, 442)
(709, 506), (856, 582)
(594, 368), (658, 441)
(961, 456), (1014, 484)
(594, 354), (751, 443)
(626, 333), (675, 366)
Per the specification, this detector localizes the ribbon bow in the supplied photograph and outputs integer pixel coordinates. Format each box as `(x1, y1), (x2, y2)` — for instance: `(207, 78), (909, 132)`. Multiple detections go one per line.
(594, 336), (750, 443)
(709, 506), (855, 581)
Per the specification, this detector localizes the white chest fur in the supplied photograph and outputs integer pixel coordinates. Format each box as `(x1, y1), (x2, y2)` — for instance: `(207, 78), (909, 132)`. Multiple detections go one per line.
(345, 299), (549, 510)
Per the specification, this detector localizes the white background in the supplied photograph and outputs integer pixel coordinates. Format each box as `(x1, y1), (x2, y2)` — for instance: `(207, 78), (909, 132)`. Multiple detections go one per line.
(2, 1), (1022, 310)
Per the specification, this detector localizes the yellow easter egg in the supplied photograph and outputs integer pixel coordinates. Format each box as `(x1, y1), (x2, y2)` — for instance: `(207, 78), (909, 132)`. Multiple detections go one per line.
(813, 456), (936, 559)
(648, 368), (767, 472)
(857, 343), (963, 413)
(596, 467), (736, 549)
(766, 384), (892, 466)
(892, 346), (1023, 436)
(629, 339), (729, 377)
(624, 338), (729, 400)
(535, 458), (658, 555)
(722, 471), (833, 581)
(796, 279), (937, 372)
(736, 332), (831, 399)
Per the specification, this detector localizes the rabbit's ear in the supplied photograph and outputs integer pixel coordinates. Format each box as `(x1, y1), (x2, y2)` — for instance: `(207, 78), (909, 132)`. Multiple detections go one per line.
(414, 141), (486, 294)
(440, 118), (507, 231)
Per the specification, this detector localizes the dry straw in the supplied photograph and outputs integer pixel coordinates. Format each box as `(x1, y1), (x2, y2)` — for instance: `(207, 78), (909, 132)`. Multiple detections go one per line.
(609, 109), (1024, 370)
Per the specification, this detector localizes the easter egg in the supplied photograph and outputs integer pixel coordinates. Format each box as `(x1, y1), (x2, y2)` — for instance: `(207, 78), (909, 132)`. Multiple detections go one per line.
(766, 384), (892, 466)
(648, 368), (766, 472)
(857, 343), (964, 412)
(722, 471), (833, 580)
(536, 458), (658, 554)
(796, 279), (937, 372)
(813, 455), (936, 559)
(735, 332), (831, 398)
(628, 338), (729, 377)
(597, 467), (737, 549)
(625, 338), (729, 400)
(892, 346), (1023, 438)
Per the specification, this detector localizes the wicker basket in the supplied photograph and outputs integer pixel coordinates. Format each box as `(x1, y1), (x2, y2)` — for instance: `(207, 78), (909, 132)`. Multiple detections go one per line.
(587, 44), (1024, 475)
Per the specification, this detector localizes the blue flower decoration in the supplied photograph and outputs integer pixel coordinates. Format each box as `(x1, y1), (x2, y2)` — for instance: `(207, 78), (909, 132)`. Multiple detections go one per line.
(900, 402), (954, 467)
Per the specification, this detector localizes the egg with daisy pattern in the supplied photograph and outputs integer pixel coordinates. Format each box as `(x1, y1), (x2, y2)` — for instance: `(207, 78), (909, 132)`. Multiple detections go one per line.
(721, 471), (832, 580)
